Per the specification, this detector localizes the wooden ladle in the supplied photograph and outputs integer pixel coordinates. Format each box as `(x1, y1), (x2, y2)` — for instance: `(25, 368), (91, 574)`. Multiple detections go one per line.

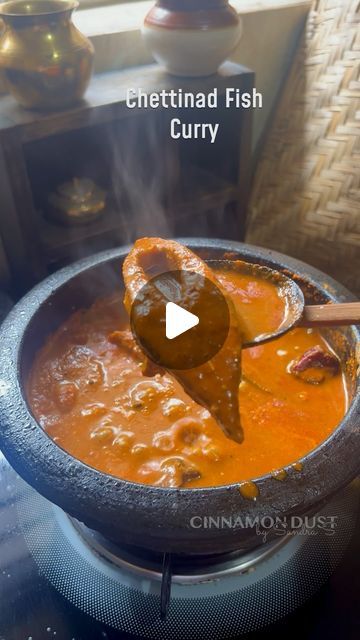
(301, 302), (360, 328)
(209, 260), (360, 347)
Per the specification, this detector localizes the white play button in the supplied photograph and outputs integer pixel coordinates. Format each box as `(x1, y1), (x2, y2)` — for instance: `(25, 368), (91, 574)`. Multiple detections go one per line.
(165, 302), (199, 340)
(130, 269), (230, 369)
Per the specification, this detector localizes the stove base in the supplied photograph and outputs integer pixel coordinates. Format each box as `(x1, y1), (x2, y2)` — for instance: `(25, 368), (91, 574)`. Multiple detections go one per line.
(16, 478), (359, 639)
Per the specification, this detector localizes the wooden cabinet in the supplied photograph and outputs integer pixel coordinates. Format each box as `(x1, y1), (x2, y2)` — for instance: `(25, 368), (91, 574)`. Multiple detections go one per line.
(0, 62), (253, 294)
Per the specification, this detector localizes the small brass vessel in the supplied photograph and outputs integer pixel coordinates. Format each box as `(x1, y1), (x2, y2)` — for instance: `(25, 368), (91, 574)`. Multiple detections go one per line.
(0, 0), (94, 110)
(48, 177), (107, 225)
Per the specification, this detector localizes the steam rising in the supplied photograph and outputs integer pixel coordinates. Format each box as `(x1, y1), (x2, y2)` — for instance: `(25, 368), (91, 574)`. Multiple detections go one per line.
(108, 115), (178, 242)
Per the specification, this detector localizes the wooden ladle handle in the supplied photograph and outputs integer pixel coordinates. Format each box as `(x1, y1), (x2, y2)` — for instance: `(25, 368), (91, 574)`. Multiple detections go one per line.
(301, 302), (360, 328)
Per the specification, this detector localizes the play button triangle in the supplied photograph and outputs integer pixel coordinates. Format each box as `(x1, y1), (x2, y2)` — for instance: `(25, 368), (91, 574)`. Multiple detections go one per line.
(165, 302), (199, 340)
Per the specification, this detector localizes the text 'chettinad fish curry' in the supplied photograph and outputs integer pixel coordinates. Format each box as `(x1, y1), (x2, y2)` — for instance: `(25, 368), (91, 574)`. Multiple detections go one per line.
(27, 239), (346, 489)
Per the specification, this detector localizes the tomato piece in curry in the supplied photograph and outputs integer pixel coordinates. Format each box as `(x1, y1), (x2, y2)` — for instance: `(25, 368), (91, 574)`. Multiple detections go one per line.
(27, 269), (347, 489)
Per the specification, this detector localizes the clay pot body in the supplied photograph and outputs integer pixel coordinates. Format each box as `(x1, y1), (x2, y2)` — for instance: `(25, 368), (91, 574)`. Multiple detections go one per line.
(0, 239), (359, 554)
(142, 0), (242, 77)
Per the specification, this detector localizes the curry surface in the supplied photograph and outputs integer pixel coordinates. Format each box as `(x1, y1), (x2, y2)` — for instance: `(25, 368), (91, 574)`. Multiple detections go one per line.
(27, 270), (347, 488)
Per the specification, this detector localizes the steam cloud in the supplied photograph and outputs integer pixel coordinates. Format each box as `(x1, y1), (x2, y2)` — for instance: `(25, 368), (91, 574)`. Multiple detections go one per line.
(108, 115), (179, 242)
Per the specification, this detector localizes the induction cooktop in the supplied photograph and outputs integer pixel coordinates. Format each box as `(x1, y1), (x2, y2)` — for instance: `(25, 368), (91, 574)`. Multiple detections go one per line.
(0, 450), (359, 640)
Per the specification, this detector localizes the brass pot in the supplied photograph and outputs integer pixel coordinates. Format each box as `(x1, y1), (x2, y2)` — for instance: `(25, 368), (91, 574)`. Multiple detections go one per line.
(0, 0), (94, 110)
(48, 177), (107, 225)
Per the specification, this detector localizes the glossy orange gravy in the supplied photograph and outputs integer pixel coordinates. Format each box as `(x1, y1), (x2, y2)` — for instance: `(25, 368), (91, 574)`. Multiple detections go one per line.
(27, 270), (347, 488)
(217, 269), (287, 339)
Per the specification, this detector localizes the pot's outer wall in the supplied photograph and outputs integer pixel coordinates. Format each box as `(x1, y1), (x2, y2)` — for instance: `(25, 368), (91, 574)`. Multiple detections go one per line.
(0, 239), (359, 554)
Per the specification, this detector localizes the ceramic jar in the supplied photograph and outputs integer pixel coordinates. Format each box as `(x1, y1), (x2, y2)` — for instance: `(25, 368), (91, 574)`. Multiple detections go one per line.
(0, 0), (94, 110)
(142, 0), (242, 77)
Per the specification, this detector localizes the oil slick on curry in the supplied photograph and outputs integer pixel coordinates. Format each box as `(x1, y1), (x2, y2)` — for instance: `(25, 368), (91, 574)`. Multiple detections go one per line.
(27, 239), (346, 490)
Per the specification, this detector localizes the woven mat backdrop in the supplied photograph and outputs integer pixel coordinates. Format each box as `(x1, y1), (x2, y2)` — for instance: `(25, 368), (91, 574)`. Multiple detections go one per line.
(246, 0), (360, 295)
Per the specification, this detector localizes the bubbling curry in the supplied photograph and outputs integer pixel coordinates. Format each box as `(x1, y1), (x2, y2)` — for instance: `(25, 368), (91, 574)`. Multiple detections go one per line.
(27, 259), (347, 489)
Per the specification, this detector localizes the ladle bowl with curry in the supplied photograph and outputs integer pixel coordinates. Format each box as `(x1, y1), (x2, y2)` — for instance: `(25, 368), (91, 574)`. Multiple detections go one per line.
(0, 239), (358, 554)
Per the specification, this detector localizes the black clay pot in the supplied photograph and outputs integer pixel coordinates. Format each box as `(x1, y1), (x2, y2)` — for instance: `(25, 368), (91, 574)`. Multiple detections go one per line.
(0, 239), (359, 554)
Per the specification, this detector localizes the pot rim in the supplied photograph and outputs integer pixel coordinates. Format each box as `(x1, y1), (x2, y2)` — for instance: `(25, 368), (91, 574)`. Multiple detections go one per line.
(0, 239), (359, 550)
(0, 0), (78, 18)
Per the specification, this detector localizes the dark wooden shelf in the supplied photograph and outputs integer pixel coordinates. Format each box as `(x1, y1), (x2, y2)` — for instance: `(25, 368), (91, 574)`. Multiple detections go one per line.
(0, 61), (251, 143)
(39, 206), (124, 257)
(170, 167), (238, 218)
(0, 62), (254, 292)
(39, 167), (239, 259)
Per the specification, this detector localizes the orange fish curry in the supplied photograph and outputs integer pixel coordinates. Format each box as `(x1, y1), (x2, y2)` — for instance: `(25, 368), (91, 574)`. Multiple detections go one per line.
(27, 255), (346, 489)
